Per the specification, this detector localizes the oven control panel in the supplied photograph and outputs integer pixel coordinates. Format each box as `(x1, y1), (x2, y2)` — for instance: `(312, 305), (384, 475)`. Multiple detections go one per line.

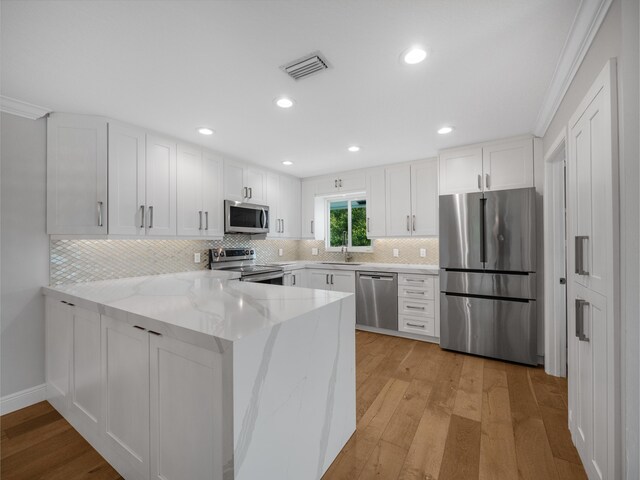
(209, 248), (255, 263)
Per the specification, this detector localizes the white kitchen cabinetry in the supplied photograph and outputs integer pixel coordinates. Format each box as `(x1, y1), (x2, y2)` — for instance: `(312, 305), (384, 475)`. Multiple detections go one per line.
(267, 173), (301, 238)
(438, 137), (533, 195)
(177, 144), (223, 238)
(301, 180), (317, 239)
(307, 269), (355, 293)
(316, 172), (366, 195)
(365, 168), (386, 238)
(284, 269), (307, 287)
(385, 159), (438, 237)
(47, 113), (108, 234)
(45, 297), (72, 415)
(145, 135), (177, 236)
(224, 160), (267, 204)
(397, 274), (439, 338)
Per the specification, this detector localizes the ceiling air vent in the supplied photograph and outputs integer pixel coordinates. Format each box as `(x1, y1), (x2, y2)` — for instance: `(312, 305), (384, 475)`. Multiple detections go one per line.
(281, 51), (329, 81)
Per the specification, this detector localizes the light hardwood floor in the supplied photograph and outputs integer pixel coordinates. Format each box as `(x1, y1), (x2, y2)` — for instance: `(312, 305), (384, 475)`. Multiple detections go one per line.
(0, 331), (585, 480)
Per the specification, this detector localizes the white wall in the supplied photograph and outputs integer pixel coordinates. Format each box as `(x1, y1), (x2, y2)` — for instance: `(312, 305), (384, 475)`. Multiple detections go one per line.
(0, 112), (49, 397)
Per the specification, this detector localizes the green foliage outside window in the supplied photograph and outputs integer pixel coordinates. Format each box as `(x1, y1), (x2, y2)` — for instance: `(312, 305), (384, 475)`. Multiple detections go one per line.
(328, 199), (371, 249)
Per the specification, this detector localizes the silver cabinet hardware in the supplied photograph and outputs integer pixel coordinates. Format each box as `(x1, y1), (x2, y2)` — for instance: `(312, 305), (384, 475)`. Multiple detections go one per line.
(339, 179), (343, 188)
(311, 220), (314, 234)
(334, 179), (338, 188)
(406, 215), (410, 231)
(412, 215), (416, 231)
(60, 300), (75, 307)
(148, 206), (154, 228)
(366, 217), (370, 233)
(140, 205), (145, 228)
(477, 174), (482, 190)
(292, 274), (296, 286)
(205, 211), (209, 230)
(485, 173), (490, 190)
(97, 201), (104, 227)
(406, 322), (425, 328)
(560, 277), (566, 285)
(575, 236), (589, 275)
(243, 187), (248, 198)
(133, 325), (146, 331)
(148, 330), (162, 336)
(331, 274), (334, 285)
(575, 299), (589, 342)
(249, 187), (253, 199)
(281, 218), (284, 233)
(406, 305), (425, 311)
(326, 274), (329, 284)
(405, 278), (425, 283)
(199, 211), (203, 230)
(406, 290), (425, 295)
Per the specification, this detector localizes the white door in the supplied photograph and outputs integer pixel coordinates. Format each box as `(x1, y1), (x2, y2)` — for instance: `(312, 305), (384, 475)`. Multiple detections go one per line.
(47, 113), (108, 234)
(366, 168), (386, 238)
(177, 144), (203, 237)
(108, 122), (146, 236)
(201, 151), (224, 238)
(482, 138), (534, 191)
(385, 165), (412, 237)
(300, 180), (317, 239)
(330, 271), (356, 293)
(101, 317), (150, 480)
(245, 167), (267, 204)
(150, 334), (224, 480)
(280, 175), (301, 238)
(307, 270), (332, 290)
(567, 60), (618, 480)
(68, 306), (101, 445)
(438, 146), (483, 195)
(411, 159), (438, 236)
(266, 172), (281, 237)
(223, 160), (246, 202)
(146, 135), (177, 236)
(45, 297), (72, 414)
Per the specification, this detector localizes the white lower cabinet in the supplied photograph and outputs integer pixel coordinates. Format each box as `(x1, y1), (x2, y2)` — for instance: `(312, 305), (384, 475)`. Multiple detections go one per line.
(45, 298), (72, 415)
(307, 269), (355, 293)
(397, 274), (439, 338)
(284, 269), (307, 287)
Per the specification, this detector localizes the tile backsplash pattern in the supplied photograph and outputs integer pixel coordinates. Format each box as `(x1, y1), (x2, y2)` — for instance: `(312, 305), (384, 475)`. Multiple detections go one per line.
(298, 238), (439, 265)
(50, 237), (298, 285)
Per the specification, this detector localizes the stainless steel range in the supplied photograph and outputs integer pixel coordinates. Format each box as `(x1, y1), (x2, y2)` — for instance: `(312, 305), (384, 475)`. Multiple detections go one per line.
(208, 248), (284, 284)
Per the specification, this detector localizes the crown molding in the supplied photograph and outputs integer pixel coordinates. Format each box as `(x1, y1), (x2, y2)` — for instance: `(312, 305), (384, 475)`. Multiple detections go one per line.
(533, 0), (614, 137)
(0, 95), (51, 120)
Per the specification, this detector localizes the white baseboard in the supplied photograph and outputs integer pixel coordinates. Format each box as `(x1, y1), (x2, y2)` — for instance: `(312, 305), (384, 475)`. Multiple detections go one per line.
(1, 383), (47, 415)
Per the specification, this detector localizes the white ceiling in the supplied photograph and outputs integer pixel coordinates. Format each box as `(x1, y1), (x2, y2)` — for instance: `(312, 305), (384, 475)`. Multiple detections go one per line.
(1, 0), (580, 177)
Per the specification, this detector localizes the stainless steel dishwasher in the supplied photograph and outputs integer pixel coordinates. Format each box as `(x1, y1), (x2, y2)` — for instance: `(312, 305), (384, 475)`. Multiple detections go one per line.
(356, 271), (398, 330)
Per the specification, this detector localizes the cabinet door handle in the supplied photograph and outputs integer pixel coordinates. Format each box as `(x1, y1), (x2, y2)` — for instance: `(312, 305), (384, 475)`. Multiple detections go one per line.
(334, 179), (338, 188)
(140, 205), (145, 229)
(281, 218), (284, 233)
(292, 274), (296, 286)
(249, 187), (253, 199)
(485, 173), (490, 190)
(477, 174), (482, 190)
(339, 179), (343, 187)
(148, 330), (162, 337)
(205, 211), (209, 230)
(148, 206), (154, 228)
(367, 217), (370, 233)
(406, 215), (410, 231)
(575, 299), (589, 342)
(243, 187), (248, 199)
(326, 274), (329, 284)
(406, 322), (425, 328)
(311, 220), (314, 234)
(133, 325), (146, 331)
(575, 236), (589, 275)
(412, 215), (416, 231)
(331, 274), (334, 285)
(199, 211), (203, 230)
(97, 201), (104, 227)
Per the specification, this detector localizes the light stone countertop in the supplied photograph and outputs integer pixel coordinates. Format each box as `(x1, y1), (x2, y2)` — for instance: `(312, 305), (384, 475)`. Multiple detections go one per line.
(42, 270), (352, 349)
(268, 260), (440, 275)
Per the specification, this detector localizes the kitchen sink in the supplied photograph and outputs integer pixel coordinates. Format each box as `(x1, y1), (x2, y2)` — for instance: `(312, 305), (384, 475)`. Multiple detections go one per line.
(320, 262), (362, 266)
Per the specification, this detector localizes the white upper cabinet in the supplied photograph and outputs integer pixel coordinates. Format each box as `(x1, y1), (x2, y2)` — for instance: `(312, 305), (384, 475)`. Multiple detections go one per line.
(177, 144), (223, 238)
(266, 172), (301, 239)
(411, 158), (438, 236)
(385, 164), (413, 237)
(438, 146), (483, 195)
(108, 122), (146, 236)
(482, 138), (534, 191)
(438, 137), (534, 195)
(365, 168), (386, 238)
(300, 179), (317, 239)
(316, 172), (366, 195)
(145, 135), (177, 236)
(223, 160), (267, 204)
(47, 113), (108, 234)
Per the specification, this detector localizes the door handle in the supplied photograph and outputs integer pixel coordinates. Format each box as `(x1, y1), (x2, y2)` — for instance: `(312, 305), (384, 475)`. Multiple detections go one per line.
(406, 215), (410, 231)
(292, 274), (296, 286)
(366, 217), (370, 233)
(97, 201), (104, 227)
(199, 211), (203, 230)
(260, 209), (266, 229)
(249, 187), (252, 199)
(331, 274), (334, 285)
(575, 299), (590, 342)
(243, 187), (248, 199)
(477, 174), (482, 190)
(575, 236), (589, 275)
(485, 173), (490, 190)
(339, 179), (343, 187)
(334, 179), (338, 188)
(205, 211), (209, 230)
(281, 218), (284, 233)
(412, 215), (416, 231)
(311, 220), (314, 235)
(326, 274), (329, 285)
(140, 205), (145, 228)
(148, 206), (154, 228)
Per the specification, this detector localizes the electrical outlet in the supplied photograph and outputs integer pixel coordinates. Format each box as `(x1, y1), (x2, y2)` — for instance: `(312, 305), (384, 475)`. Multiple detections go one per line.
(194, 252), (201, 263)
(312, 248), (319, 256)
(278, 248), (283, 257)
(420, 248), (426, 258)
(393, 248), (399, 257)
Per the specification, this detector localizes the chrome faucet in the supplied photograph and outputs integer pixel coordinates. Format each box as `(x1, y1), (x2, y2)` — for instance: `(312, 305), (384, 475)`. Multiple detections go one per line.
(342, 231), (353, 262)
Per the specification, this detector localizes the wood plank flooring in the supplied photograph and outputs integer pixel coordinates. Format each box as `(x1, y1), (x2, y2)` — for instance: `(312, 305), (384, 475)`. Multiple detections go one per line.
(0, 331), (585, 480)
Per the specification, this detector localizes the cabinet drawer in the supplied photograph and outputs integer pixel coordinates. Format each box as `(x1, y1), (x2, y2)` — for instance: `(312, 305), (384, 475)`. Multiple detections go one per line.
(398, 284), (434, 300)
(399, 298), (434, 317)
(399, 315), (435, 337)
(398, 274), (434, 289)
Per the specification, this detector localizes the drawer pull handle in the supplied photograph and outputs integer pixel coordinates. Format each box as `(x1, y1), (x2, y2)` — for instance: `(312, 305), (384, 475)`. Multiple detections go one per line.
(406, 322), (425, 328)
(405, 279), (425, 283)
(406, 305), (425, 310)
(406, 290), (425, 295)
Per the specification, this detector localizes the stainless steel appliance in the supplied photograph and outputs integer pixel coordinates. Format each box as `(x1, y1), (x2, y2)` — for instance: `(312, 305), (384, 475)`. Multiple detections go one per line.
(439, 187), (537, 365)
(224, 200), (269, 234)
(209, 247), (284, 284)
(356, 271), (398, 330)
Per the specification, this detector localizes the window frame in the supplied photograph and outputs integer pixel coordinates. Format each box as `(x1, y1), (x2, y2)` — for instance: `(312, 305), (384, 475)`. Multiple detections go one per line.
(325, 194), (374, 253)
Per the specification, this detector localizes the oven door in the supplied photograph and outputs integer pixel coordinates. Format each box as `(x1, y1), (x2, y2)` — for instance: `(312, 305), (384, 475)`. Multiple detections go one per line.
(225, 201), (269, 234)
(241, 271), (284, 285)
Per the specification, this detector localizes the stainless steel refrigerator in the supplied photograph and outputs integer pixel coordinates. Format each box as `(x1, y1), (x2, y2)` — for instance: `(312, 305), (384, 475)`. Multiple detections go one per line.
(439, 187), (537, 365)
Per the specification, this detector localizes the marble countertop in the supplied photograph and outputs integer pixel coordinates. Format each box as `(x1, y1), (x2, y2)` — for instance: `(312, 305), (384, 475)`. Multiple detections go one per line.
(268, 261), (439, 275)
(43, 270), (352, 347)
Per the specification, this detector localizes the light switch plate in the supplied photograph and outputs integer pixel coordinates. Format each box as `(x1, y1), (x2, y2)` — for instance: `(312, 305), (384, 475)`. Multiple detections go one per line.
(194, 252), (201, 263)
(393, 248), (399, 257)
(312, 248), (318, 256)
(420, 248), (426, 258)
(278, 248), (284, 257)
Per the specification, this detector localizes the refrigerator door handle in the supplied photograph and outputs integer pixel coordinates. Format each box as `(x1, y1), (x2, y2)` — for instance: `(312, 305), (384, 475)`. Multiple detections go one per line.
(479, 198), (486, 264)
(575, 236), (589, 275)
(477, 174), (482, 190)
(575, 298), (589, 342)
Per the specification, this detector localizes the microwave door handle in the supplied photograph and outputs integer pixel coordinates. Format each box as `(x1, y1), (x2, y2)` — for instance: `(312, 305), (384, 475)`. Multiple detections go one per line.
(261, 209), (267, 229)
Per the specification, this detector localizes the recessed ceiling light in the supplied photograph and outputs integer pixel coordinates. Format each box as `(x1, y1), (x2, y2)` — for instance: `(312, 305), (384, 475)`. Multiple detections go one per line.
(282, 160), (293, 166)
(438, 126), (454, 134)
(197, 127), (214, 135)
(275, 97), (295, 108)
(403, 47), (428, 65)
(348, 146), (360, 152)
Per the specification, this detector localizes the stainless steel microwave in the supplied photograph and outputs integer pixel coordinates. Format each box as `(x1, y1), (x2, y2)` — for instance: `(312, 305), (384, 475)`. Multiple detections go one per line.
(224, 200), (269, 234)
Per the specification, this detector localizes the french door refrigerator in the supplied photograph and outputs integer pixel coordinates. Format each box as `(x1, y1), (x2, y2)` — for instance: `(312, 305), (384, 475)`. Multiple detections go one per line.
(439, 187), (537, 365)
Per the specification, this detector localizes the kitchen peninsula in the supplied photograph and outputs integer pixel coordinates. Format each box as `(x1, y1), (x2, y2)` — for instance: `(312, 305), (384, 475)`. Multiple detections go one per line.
(42, 270), (355, 480)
